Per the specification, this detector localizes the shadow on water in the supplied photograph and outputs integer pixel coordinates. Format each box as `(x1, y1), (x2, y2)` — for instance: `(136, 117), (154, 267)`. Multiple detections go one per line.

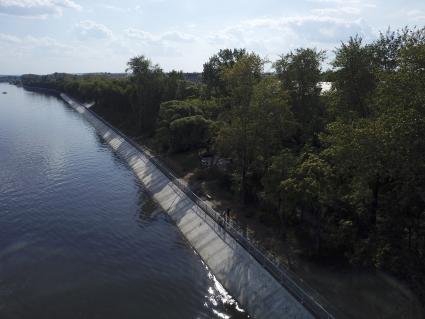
(0, 84), (250, 319)
(18, 85), (423, 319)
(72, 91), (252, 319)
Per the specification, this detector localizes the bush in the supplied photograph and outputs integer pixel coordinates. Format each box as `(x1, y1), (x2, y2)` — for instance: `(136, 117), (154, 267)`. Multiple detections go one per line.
(169, 115), (212, 152)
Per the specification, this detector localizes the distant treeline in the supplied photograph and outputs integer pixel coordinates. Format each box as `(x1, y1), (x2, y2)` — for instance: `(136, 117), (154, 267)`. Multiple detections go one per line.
(0, 75), (20, 83)
(22, 68), (200, 134)
(21, 27), (425, 300)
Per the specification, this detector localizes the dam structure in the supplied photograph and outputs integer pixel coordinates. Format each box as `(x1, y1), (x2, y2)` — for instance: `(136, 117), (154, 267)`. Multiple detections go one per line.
(60, 93), (331, 319)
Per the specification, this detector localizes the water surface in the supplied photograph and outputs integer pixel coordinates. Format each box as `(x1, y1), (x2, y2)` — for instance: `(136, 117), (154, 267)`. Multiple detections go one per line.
(0, 83), (248, 319)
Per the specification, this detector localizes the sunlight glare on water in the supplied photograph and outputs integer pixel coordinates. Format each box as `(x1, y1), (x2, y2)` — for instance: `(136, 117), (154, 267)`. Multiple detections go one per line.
(0, 83), (249, 319)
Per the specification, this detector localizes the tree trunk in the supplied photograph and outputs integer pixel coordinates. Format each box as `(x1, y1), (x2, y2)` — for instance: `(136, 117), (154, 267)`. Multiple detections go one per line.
(369, 174), (380, 230)
(241, 163), (247, 204)
(315, 208), (321, 253)
(277, 197), (286, 239)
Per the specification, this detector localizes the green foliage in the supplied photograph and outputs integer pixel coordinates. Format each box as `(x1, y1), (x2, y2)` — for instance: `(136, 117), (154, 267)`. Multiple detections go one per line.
(261, 149), (296, 233)
(274, 48), (326, 142)
(156, 99), (221, 151)
(274, 48), (325, 97)
(20, 30), (425, 297)
(215, 53), (265, 201)
(332, 36), (377, 118)
(371, 27), (425, 74)
(202, 48), (247, 97)
(249, 77), (297, 169)
(127, 55), (165, 133)
(315, 107), (425, 266)
(216, 56), (296, 202)
(169, 115), (212, 152)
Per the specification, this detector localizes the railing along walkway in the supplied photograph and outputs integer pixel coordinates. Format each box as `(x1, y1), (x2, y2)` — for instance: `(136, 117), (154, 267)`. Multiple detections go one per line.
(24, 86), (340, 319)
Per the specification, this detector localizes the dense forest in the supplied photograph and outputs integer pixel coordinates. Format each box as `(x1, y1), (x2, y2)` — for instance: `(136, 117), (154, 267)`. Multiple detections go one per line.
(21, 27), (425, 301)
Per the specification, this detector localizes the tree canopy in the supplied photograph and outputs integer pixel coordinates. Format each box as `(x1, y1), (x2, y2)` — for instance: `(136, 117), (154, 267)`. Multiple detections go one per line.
(21, 26), (425, 302)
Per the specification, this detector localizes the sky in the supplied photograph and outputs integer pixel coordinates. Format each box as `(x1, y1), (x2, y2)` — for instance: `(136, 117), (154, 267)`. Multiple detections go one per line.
(0, 0), (424, 74)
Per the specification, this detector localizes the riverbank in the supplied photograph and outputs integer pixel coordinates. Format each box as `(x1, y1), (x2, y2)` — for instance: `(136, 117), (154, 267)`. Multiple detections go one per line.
(134, 143), (423, 319)
(91, 105), (423, 319)
(59, 92), (323, 319)
(21, 85), (423, 318)
(0, 83), (249, 319)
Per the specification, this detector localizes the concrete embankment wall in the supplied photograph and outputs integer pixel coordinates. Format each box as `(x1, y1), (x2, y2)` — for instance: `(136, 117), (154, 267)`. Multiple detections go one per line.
(60, 93), (314, 319)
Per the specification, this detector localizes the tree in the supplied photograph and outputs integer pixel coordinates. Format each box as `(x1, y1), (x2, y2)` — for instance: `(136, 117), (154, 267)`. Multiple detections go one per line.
(281, 153), (338, 253)
(20, 30), (425, 300)
(162, 70), (185, 101)
(169, 115), (212, 152)
(376, 40), (425, 115)
(127, 55), (165, 133)
(261, 149), (296, 236)
(274, 48), (326, 143)
(370, 27), (425, 81)
(249, 77), (296, 175)
(332, 36), (376, 118)
(215, 53), (264, 202)
(202, 48), (247, 97)
(156, 99), (213, 151)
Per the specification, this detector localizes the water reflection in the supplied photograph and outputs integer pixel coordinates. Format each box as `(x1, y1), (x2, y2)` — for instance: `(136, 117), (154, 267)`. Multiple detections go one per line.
(0, 84), (249, 319)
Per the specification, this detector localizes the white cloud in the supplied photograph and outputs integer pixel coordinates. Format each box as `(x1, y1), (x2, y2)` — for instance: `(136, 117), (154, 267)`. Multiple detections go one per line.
(309, 0), (377, 19)
(58, 0), (81, 10)
(124, 28), (182, 57)
(311, 7), (361, 15)
(0, 32), (73, 50)
(405, 9), (425, 22)
(309, 0), (361, 3)
(121, 14), (375, 70)
(0, 32), (21, 43)
(0, 0), (81, 18)
(207, 15), (373, 55)
(406, 10), (422, 17)
(0, 32), (75, 65)
(125, 28), (155, 41)
(75, 20), (114, 40)
(161, 31), (196, 43)
(0, 31), (131, 73)
(123, 28), (197, 57)
(125, 28), (196, 43)
(99, 4), (129, 12)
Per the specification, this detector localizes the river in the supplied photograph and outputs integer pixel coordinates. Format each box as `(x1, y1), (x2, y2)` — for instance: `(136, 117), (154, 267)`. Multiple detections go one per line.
(0, 83), (249, 319)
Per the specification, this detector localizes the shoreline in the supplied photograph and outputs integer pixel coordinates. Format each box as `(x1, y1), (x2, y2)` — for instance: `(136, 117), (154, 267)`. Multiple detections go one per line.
(19, 83), (422, 318)
(58, 90), (330, 319)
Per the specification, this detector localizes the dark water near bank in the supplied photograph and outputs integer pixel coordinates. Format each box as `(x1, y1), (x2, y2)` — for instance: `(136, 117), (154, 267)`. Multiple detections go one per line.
(0, 84), (248, 319)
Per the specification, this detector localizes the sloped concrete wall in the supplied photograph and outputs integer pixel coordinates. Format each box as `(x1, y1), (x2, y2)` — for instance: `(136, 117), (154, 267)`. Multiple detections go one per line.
(60, 93), (314, 319)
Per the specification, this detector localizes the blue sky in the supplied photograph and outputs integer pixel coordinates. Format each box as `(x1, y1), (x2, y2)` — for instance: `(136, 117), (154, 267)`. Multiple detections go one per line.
(0, 0), (424, 74)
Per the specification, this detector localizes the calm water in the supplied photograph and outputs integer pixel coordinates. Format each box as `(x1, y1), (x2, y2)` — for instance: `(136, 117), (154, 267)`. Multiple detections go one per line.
(0, 84), (248, 319)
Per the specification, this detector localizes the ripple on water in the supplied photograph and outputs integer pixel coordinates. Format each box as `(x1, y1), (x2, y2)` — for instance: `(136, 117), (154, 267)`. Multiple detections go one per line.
(0, 83), (250, 319)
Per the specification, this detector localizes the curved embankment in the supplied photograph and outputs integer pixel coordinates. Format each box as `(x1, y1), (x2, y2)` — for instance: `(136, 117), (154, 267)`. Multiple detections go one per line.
(60, 93), (317, 319)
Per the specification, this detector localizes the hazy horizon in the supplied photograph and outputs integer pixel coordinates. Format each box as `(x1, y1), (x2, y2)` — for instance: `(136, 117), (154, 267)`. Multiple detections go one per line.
(1, 0), (424, 74)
